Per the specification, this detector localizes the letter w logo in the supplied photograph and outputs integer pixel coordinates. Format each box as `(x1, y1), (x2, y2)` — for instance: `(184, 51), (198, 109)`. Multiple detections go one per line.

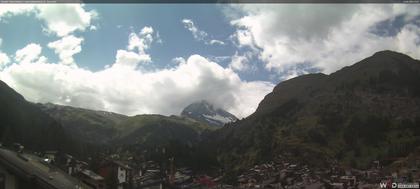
(380, 182), (388, 188)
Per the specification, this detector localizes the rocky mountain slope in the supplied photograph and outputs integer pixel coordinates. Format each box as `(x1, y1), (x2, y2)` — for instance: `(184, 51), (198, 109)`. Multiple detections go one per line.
(181, 100), (237, 127)
(0, 81), (71, 152)
(37, 103), (128, 144)
(211, 50), (420, 171)
(37, 103), (212, 149)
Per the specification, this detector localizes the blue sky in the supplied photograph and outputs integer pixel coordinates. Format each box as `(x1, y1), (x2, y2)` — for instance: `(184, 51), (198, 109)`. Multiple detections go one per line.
(0, 4), (419, 118)
(79, 5), (234, 70)
(0, 4), (272, 81)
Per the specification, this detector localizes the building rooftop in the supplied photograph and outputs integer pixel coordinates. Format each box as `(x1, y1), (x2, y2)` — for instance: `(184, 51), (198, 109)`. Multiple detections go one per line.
(0, 147), (90, 189)
(80, 169), (104, 181)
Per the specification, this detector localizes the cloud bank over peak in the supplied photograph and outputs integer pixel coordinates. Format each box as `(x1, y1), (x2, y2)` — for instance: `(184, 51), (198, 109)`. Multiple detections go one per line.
(3, 4), (417, 120)
(0, 25), (273, 118)
(0, 52), (273, 118)
(0, 5), (274, 118)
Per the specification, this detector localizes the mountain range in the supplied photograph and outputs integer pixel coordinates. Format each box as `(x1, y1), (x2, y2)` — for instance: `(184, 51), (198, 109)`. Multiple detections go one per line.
(37, 103), (127, 144)
(36, 102), (214, 149)
(0, 81), (71, 152)
(210, 50), (420, 171)
(0, 50), (419, 175)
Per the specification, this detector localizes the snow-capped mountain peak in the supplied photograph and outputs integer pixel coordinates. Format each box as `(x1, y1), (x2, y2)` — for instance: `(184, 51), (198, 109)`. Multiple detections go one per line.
(180, 100), (238, 127)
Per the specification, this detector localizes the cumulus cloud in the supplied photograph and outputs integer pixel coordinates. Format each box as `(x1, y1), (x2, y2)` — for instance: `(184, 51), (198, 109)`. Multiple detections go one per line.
(172, 57), (186, 65)
(0, 54), (273, 118)
(229, 4), (420, 77)
(36, 4), (97, 37)
(14, 43), (44, 64)
(0, 25), (273, 118)
(0, 4), (96, 37)
(1, 4), (96, 67)
(182, 18), (225, 46)
(0, 53), (9, 68)
(229, 52), (250, 72)
(114, 50), (151, 69)
(127, 26), (154, 54)
(113, 26), (156, 69)
(0, 38), (9, 69)
(0, 4), (277, 119)
(0, 5), (96, 68)
(0, 4), (34, 19)
(47, 35), (84, 66)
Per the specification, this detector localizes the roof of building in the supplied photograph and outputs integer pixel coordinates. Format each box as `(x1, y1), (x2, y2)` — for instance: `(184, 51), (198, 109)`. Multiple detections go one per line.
(114, 160), (132, 169)
(80, 169), (104, 181)
(0, 147), (91, 189)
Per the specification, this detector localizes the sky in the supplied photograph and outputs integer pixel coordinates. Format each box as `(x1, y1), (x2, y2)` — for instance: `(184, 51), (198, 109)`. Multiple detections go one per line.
(0, 4), (419, 118)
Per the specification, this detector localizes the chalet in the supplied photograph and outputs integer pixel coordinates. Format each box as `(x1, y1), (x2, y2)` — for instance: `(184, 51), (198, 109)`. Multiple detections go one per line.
(97, 160), (132, 189)
(78, 169), (105, 189)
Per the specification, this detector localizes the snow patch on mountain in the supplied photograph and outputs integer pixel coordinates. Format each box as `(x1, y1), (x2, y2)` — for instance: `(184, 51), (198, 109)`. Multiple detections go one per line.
(181, 100), (238, 127)
(203, 114), (235, 124)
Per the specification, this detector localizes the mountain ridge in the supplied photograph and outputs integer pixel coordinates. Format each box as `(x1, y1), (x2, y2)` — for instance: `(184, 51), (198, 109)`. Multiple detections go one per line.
(181, 100), (238, 127)
(0, 80), (73, 153)
(211, 50), (420, 172)
(37, 102), (214, 149)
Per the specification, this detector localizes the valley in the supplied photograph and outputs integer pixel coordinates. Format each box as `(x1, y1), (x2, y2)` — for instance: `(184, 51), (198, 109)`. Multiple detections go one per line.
(1, 50), (419, 188)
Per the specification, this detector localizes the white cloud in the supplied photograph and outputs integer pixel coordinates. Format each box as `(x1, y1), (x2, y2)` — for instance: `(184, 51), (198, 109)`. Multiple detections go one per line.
(36, 4), (97, 37)
(113, 26), (156, 69)
(0, 5), (96, 68)
(155, 31), (163, 44)
(229, 53), (249, 72)
(114, 50), (151, 69)
(229, 4), (420, 76)
(0, 4), (35, 19)
(1, 25), (273, 118)
(47, 35), (84, 66)
(172, 57), (186, 65)
(395, 24), (420, 57)
(0, 6), (274, 119)
(208, 55), (230, 63)
(182, 18), (225, 46)
(89, 25), (97, 31)
(182, 19), (208, 41)
(127, 26), (154, 54)
(140, 26), (153, 35)
(210, 39), (225, 45)
(0, 4), (97, 37)
(14, 43), (43, 64)
(0, 38), (8, 69)
(0, 54), (273, 118)
(0, 52), (10, 68)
